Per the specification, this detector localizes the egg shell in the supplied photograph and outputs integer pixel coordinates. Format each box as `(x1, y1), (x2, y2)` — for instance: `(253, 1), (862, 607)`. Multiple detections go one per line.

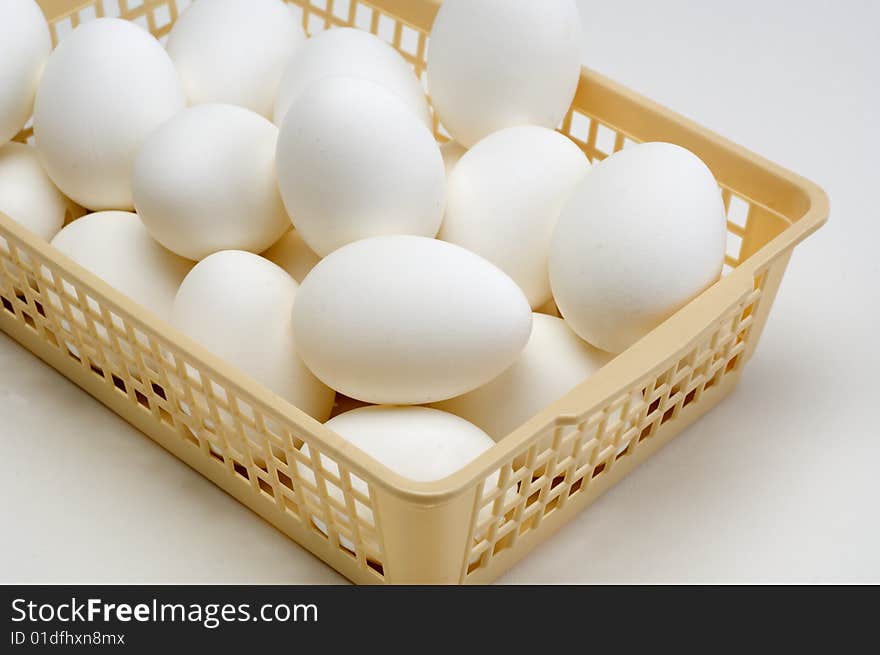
(292, 235), (532, 405)
(433, 313), (611, 439)
(439, 126), (589, 308)
(0, 0), (51, 145)
(274, 27), (430, 127)
(49, 211), (192, 319)
(550, 142), (727, 353)
(276, 77), (445, 257)
(0, 142), (66, 241)
(427, 0), (583, 147)
(297, 406), (499, 551)
(261, 229), (321, 284)
(166, 0), (306, 118)
(170, 250), (334, 421)
(440, 140), (467, 177)
(133, 104), (290, 261)
(33, 18), (185, 211)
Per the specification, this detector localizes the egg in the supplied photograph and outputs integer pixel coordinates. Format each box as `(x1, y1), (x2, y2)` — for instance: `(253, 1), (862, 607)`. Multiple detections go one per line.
(427, 0), (583, 147)
(262, 229), (321, 284)
(50, 211), (192, 319)
(133, 104), (290, 261)
(166, 0), (306, 118)
(434, 314), (611, 439)
(0, 0), (51, 145)
(439, 126), (589, 308)
(440, 141), (467, 177)
(550, 142), (727, 353)
(274, 27), (430, 127)
(276, 77), (445, 257)
(33, 18), (185, 211)
(0, 142), (66, 241)
(298, 406), (497, 550)
(292, 235), (532, 404)
(171, 251), (334, 421)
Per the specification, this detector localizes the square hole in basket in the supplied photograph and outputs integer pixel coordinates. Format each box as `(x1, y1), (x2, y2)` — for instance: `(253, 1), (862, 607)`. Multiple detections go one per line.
(152, 4), (171, 29)
(332, 0), (351, 22)
(53, 17), (74, 42)
(78, 4), (97, 22)
(1, 296), (13, 314)
(568, 112), (591, 142)
(727, 194), (750, 228)
(354, 3), (373, 31)
(306, 11), (326, 35)
(377, 13), (395, 44)
(726, 232), (743, 262)
(399, 24), (420, 55)
(595, 123), (618, 156)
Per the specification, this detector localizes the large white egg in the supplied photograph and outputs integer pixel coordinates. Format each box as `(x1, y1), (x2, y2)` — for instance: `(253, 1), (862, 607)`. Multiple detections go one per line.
(0, 142), (66, 241)
(274, 27), (430, 127)
(261, 229), (321, 284)
(276, 77), (445, 257)
(166, 0), (306, 118)
(133, 104), (290, 261)
(50, 211), (192, 319)
(298, 406), (496, 551)
(292, 235), (532, 404)
(171, 250), (334, 421)
(33, 18), (185, 211)
(550, 142), (727, 353)
(434, 314), (611, 439)
(439, 126), (589, 308)
(0, 0), (50, 145)
(427, 0), (583, 147)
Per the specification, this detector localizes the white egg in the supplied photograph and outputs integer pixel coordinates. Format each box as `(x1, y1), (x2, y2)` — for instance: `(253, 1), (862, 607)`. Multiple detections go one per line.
(427, 0), (583, 147)
(0, 0), (50, 145)
(298, 406), (497, 550)
(276, 77), (445, 257)
(274, 27), (430, 127)
(0, 142), (66, 241)
(292, 235), (532, 404)
(171, 250), (335, 421)
(440, 141), (467, 177)
(133, 104), (290, 261)
(262, 229), (321, 284)
(50, 211), (192, 319)
(166, 0), (306, 118)
(33, 18), (185, 211)
(439, 126), (589, 308)
(434, 314), (611, 439)
(550, 142), (727, 353)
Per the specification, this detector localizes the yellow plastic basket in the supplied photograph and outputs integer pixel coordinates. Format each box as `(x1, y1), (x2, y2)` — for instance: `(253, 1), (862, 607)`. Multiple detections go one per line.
(1, 0), (828, 584)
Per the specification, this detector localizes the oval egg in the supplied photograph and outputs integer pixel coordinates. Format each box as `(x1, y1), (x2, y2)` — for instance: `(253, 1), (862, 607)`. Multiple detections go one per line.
(440, 126), (589, 308)
(0, 142), (67, 241)
(171, 250), (335, 421)
(550, 142), (727, 353)
(274, 27), (430, 127)
(427, 0), (583, 147)
(33, 18), (185, 210)
(50, 211), (192, 319)
(166, 0), (306, 118)
(133, 104), (290, 261)
(0, 0), (51, 145)
(434, 313), (611, 439)
(292, 235), (532, 404)
(276, 76), (445, 257)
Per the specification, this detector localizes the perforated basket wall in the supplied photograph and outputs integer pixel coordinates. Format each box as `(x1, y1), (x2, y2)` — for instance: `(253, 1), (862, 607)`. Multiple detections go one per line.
(1, 0), (827, 584)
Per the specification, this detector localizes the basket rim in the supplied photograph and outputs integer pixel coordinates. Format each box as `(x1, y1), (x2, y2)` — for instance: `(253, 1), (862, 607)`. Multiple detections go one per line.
(2, 58), (829, 507)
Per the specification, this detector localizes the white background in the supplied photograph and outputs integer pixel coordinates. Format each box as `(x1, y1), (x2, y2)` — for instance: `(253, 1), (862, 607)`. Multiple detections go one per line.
(1, 0), (877, 583)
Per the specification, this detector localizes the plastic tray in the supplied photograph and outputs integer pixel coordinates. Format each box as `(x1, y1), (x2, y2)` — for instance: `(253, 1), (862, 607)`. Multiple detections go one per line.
(1, 0), (828, 584)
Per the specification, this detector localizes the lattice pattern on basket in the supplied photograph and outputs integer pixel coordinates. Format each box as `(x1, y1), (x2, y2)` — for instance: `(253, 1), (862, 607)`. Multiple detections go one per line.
(465, 269), (767, 575)
(1, 0), (808, 584)
(0, 220), (387, 580)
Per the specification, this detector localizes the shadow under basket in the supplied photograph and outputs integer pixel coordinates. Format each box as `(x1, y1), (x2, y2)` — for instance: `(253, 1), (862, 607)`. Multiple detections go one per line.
(2, 0), (828, 584)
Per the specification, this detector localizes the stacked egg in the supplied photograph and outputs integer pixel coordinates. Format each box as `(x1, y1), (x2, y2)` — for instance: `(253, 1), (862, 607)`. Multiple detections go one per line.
(0, 0), (727, 487)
